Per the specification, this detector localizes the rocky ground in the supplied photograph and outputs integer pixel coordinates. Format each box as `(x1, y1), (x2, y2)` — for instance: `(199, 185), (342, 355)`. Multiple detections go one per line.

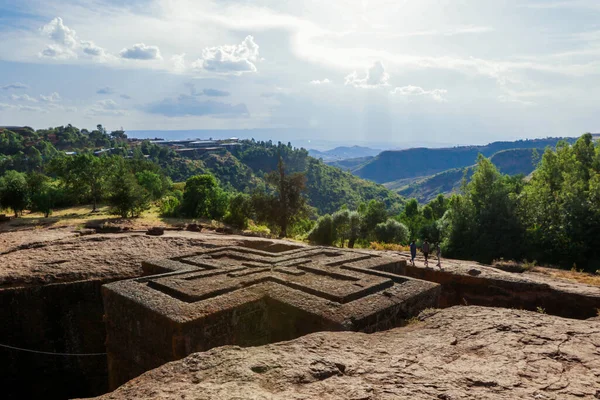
(3, 224), (600, 399)
(0, 226), (304, 288)
(87, 306), (600, 400)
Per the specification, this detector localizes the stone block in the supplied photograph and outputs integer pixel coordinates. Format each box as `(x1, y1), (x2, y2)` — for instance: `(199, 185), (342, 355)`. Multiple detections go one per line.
(103, 246), (440, 389)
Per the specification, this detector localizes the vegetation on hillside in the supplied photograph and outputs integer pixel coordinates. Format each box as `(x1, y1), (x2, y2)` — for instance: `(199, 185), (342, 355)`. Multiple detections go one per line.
(2, 125), (599, 273)
(354, 137), (575, 183)
(388, 148), (538, 203)
(0, 125), (403, 238)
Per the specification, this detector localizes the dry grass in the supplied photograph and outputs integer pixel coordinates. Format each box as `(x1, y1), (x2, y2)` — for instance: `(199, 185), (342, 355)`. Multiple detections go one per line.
(370, 242), (410, 252)
(1, 204), (223, 232)
(532, 266), (600, 287)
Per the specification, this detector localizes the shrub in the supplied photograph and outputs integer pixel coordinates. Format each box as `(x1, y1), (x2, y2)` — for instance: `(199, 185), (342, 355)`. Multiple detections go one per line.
(159, 195), (181, 217)
(307, 214), (336, 245)
(182, 175), (228, 220)
(374, 219), (410, 244)
(223, 193), (252, 229)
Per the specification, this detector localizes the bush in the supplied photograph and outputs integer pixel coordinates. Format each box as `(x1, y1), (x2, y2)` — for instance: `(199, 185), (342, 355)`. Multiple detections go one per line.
(223, 193), (252, 229)
(307, 214), (336, 245)
(182, 175), (228, 220)
(332, 209), (350, 246)
(348, 211), (362, 248)
(374, 219), (410, 244)
(288, 218), (316, 238)
(159, 195), (181, 217)
(0, 170), (28, 217)
(108, 163), (150, 218)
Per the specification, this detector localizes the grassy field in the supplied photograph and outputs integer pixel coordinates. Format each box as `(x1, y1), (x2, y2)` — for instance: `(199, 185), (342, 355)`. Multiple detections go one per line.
(0, 204), (227, 231)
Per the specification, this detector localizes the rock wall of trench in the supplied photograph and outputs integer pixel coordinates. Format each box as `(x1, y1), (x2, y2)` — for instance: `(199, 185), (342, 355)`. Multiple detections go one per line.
(0, 279), (114, 400)
(400, 264), (600, 319)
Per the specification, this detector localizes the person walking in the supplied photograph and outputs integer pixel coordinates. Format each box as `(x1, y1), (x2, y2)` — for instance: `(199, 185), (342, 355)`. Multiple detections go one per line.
(409, 240), (417, 266)
(422, 239), (430, 267)
(436, 242), (442, 268)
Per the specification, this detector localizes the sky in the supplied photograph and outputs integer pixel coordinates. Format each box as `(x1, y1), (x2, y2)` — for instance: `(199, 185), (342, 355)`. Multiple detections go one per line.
(0, 0), (599, 146)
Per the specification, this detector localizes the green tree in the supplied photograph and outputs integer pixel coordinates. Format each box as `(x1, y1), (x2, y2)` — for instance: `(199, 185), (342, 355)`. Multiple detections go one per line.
(347, 211), (362, 248)
(254, 157), (308, 237)
(0, 170), (28, 217)
(361, 199), (388, 238)
(427, 194), (448, 220)
(27, 172), (59, 218)
(307, 214), (336, 245)
(136, 170), (167, 200)
(332, 209), (351, 247)
(107, 160), (150, 218)
(374, 219), (410, 244)
(182, 174), (228, 220)
(158, 194), (181, 217)
(445, 155), (523, 263)
(224, 193), (252, 229)
(520, 134), (600, 269)
(49, 153), (110, 211)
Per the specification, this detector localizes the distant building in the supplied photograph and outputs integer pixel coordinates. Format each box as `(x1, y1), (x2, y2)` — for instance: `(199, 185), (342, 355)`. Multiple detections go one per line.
(151, 137), (241, 154)
(0, 126), (30, 135)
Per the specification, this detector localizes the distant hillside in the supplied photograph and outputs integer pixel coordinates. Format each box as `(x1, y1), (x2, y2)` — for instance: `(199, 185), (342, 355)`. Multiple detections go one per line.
(354, 137), (575, 184)
(390, 148), (538, 203)
(308, 146), (381, 161)
(490, 148), (538, 176)
(393, 168), (470, 203)
(326, 156), (373, 171)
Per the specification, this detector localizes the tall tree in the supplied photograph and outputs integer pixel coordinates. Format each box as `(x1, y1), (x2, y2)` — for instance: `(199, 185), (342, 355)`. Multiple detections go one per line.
(445, 155), (524, 263)
(182, 174), (228, 220)
(269, 157), (307, 237)
(107, 159), (150, 218)
(0, 170), (28, 217)
(254, 157), (308, 238)
(49, 153), (110, 211)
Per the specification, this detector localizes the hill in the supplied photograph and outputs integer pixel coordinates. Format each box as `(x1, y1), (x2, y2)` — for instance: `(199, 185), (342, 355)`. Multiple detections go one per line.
(489, 148), (538, 176)
(390, 148), (538, 203)
(0, 126), (403, 216)
(353, 137), (575, 184)
(325, 156), (374, 171)
(227, 142), (403, 214)
(308, 146), (381, 161)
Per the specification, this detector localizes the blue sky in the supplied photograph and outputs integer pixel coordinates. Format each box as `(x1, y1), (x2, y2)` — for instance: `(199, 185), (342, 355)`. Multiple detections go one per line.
(0, 0), (599, 146)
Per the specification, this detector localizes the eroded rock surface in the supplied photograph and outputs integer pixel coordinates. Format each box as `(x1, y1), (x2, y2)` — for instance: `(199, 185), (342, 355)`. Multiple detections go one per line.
(103, 246), (439, 388)
(90, 306), (600, 400)
(0, 228), (305, 288)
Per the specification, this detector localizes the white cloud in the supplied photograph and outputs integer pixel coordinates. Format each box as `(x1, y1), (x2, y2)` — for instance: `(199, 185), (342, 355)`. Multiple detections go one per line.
(345, 61), (389, 88)
(19, 105), (48, 113)
(1, 82), (29, 90)
(38, 18), (110, 61)
(0, 103), (48, 113)
(192, 35), (260, 75)
(39, 44), (76, 59)
(41, 17), (78, 48)
(120, 43), (162, 60)
(390, 85), (448, 102)
(497, 95), (535, 106)
(171, 53), (186, 72)
(89, 99), (127, 116)
(310, 79), (331, 85)
(40, 92), (61, 102)
(10, 94), (39, 103)
(81, 40), (107, 57)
